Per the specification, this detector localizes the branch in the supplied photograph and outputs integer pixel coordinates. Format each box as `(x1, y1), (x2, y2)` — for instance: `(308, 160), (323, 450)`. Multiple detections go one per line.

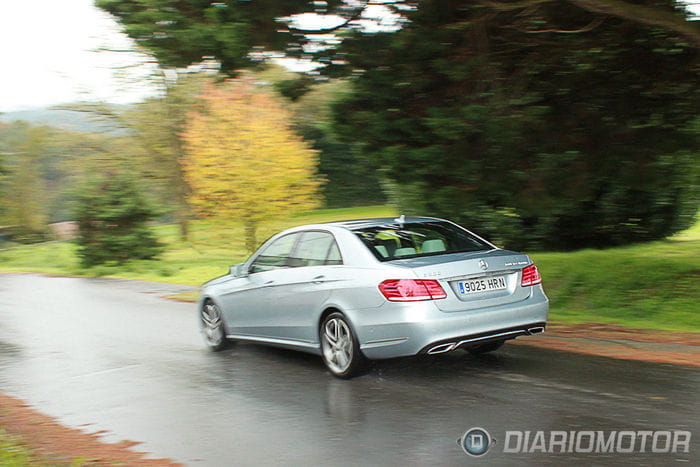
(566, 0), (700, 47)
(477, 0), (552, 11)
(525, 16), (605, 34)
(481, 0), (700, 47)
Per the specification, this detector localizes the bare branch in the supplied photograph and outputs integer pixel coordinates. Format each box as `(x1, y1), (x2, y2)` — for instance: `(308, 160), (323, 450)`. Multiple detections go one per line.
(567, 0), (700, 47)
(525, 16), (605, 34)
(477, 0), (552, 11)
(480, 0), (700, 47)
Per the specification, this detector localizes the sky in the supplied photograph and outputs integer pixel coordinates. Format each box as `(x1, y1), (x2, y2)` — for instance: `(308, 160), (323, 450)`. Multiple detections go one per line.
(0, 0), (157, 112)
(0, 1), (698, 113)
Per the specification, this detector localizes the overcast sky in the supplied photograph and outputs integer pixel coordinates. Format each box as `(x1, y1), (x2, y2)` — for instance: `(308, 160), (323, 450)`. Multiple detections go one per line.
(0, 1), (698, 113)
(0, 0), (157, 112)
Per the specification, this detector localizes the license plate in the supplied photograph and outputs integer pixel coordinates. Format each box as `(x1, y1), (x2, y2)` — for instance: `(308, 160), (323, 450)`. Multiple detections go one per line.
(457, 276), (507, 295)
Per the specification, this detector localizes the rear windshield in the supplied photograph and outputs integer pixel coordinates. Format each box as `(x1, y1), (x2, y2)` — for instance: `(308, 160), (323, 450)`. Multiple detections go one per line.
(354, 221), (493, 261)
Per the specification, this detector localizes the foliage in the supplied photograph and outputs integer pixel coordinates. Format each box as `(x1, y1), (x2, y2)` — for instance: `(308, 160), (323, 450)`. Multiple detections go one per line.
(0, 120), (115, 230)
(122, 71), (212, 240)
(95, 1), (700, 72)
(331, 1), (700, 250)
(96, 0), (321, 71)
(248, 65), (386, 208)
(74, 172), (163, 267)
(181, 75), (322, 252)
(0, 131), (8, 223)
(0, 123), (51, 242)
(286, 75), (386, 208)
(98, 0), (699, 251)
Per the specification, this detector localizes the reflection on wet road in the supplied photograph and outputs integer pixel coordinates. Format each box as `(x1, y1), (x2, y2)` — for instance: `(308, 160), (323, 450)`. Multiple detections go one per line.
(0, 274), (697, 465)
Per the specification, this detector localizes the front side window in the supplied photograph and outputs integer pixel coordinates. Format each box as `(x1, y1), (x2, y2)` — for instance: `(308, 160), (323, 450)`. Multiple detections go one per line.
(354, 221), (492, 261)
(249, 233), (299, 273)
(289, 231), (343, 267)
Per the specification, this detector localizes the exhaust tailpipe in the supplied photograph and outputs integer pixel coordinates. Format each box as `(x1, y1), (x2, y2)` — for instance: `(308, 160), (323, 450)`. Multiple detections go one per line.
(427, 342), (456, 355)
(528, 326), (545, 335)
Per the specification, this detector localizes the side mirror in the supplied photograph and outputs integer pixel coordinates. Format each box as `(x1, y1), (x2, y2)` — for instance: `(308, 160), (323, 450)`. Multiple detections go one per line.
(230, 264), (248, 278)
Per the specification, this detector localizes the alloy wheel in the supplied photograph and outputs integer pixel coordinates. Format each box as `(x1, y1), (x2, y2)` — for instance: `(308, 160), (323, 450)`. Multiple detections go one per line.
(322, 317), (354, 373)
(201, 302), (226, 350)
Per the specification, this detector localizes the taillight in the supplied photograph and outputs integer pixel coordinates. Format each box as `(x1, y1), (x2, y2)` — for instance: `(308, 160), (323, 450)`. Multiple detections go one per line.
(378, 279), (447, 301)
(521, 264), (542, 286)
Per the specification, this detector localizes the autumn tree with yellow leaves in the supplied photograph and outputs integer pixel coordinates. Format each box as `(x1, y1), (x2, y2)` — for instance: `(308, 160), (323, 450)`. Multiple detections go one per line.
(182, 77), (322, 252)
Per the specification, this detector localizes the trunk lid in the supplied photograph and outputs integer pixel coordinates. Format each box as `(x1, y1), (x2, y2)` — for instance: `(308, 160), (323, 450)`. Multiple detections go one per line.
(391, 249), (533, 312)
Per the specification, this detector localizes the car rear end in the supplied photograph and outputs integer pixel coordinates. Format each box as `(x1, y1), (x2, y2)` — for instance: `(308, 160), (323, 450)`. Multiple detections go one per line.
(343, 218), (548, 359)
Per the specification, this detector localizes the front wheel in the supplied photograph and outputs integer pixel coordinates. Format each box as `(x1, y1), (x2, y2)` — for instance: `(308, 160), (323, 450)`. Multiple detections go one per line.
(320, 313), (366, 379)
(201, 301), (230, 351)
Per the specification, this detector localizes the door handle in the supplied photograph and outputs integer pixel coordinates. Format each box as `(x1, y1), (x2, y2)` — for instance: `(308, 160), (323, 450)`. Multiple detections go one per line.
(312, 275), (325, 284)
(264, 280), (275, 286)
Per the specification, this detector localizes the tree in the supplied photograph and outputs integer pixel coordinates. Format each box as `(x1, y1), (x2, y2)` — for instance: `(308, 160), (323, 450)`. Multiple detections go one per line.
(330, 1), (699, 249)
(74, 172), (163, 267)
(96, 0), (318, 71)
(97, 0), (700, 73)
(0, 123), (50, 242)
(181, 75), (322, 252)
(101, 0), (700, 249)
(122, 71), (211, 240)
(257, 66), (387, 208)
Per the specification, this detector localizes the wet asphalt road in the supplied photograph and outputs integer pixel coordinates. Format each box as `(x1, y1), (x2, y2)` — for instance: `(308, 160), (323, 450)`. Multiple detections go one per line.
(0, 273), (697, 466)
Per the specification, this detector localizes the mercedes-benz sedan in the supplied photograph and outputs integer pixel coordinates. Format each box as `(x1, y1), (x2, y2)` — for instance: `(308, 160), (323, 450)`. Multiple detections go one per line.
(199, 217), (548, 378)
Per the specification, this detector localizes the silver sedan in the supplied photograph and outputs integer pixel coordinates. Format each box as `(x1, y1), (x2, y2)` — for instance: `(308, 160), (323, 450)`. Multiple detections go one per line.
(199, 216), (549, 378)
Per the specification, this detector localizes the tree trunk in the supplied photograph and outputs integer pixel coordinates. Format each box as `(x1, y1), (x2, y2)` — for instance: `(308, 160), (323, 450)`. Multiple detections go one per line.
(244, 220), (258, 254)
(176, 207), (189, 241)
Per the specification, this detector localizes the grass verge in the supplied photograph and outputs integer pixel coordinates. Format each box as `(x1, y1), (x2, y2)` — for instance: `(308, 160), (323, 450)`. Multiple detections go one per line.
(531, 221), (699, 333)
(0, 429), (35, 466)
(0, 428), (84, 466)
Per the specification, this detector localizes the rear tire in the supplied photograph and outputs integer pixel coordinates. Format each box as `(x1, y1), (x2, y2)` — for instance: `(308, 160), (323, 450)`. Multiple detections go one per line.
(201, 301), (230, 351)
(467, 341), (505, 355)
(320, 312), (367, 379)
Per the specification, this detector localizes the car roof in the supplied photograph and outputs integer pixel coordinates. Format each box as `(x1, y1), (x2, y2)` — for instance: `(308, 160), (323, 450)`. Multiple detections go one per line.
(324, 216), (446, 231)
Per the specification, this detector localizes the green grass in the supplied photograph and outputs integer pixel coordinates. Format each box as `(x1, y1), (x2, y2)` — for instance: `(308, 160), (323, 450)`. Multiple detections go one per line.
(531, 221), (700, 333)
(0, 205), (397, 286)
(0, 205), (697, 333)
(0, 429), (35, 466)
(0, 428), (87, 466)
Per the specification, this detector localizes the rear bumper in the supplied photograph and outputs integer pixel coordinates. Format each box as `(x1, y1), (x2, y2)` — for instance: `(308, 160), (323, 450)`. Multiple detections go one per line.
(351, 286), (549, 359)
(418, 322), (546, 355)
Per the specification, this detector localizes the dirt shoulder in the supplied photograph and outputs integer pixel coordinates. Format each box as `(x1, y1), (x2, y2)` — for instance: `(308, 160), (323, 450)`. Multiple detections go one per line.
(512, 322), (700, 367)
(0, 393), (179, 466)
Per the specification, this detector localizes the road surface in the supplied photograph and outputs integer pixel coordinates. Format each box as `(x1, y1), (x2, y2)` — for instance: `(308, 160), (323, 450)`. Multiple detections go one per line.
(0, 274), (697, 465)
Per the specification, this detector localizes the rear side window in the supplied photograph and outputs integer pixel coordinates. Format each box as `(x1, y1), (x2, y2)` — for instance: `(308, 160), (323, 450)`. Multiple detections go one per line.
(289, 231), (343, 267)
(354, 221), (491, 261)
